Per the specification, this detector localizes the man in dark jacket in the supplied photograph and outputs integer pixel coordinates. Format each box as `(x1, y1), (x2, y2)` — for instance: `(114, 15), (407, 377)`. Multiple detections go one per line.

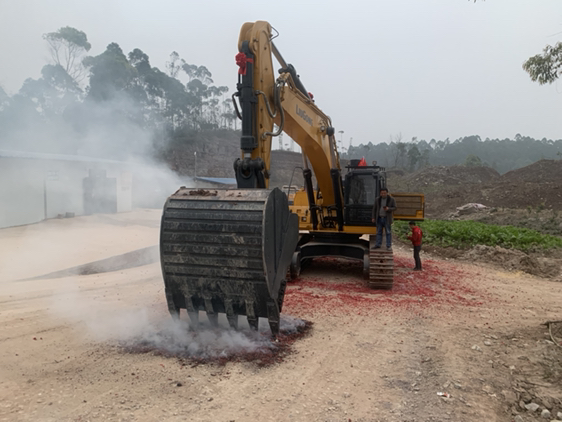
(371, 188), (397, 250)
(408, 221), (423, 271)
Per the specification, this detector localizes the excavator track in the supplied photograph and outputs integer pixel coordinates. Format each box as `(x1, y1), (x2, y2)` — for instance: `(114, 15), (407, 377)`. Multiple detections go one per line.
(368, 248), (394, 289)
(159, 187), (298, 336)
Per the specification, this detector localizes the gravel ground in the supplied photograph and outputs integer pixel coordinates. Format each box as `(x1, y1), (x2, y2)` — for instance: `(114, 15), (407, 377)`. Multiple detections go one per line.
(1, 210), (561, 422)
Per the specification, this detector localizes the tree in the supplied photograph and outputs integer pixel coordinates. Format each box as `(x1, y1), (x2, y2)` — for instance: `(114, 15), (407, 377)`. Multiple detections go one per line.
(407, 144), (421, 171)
(166, 51), (182, 78)
(389, 133), (406, 168)
(419, 148), (431, 169)
(83, 43), (137, 102)
(183, 63), (213, 84)
(18, 64), (81, 117)
(43, 27), (91, 82)
(464, 154), (482, 167)
(523, 42), (562, 85)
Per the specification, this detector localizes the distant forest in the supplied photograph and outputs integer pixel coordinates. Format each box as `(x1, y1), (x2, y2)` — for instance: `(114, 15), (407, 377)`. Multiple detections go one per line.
(1, 26), (560, 173)
(0, 26), (237, 159)
(344, 135), (562, 175)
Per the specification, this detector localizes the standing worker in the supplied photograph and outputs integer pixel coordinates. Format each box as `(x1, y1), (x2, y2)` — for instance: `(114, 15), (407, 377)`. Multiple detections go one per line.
(408, 221), (423, 271)
(371, 188), (397, 250)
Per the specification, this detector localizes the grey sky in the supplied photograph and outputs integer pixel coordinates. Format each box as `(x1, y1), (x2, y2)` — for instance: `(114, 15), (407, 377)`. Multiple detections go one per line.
(0, 0), (561, 151)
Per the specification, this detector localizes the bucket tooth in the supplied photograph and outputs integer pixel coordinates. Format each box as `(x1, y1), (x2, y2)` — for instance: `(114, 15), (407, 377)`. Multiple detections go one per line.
(267, 300), (280, 337)
(278, 278), (288, 312)
(245, 299), (256, 319)
(207, 312), (219, 327)
(227, 315), (239, 330)
(246, 299), (258, 330)
(166, 290), (180, 319)
(225, 299), (238, 330)
(204, 298), (219, 327)
(188, 311), (199, 329)
(185, 295), (199, 328)
(247, 317), (259, 331)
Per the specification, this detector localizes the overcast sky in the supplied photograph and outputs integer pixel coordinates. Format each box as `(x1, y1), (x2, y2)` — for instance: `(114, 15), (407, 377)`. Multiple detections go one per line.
(0, 0), (561, 150)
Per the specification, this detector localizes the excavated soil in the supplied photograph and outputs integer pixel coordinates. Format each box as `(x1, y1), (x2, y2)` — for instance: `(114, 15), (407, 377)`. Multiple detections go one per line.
(388, 160), (562, 224)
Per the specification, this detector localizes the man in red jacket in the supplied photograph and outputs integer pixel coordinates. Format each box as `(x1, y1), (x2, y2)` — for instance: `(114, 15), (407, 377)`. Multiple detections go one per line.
(407, 221), (423, 271)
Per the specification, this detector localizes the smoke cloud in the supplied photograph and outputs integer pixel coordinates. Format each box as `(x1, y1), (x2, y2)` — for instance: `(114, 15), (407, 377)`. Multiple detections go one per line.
(50, 282), (306, 360)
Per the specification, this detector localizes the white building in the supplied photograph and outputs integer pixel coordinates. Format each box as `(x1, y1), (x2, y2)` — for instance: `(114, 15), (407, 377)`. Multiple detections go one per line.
(0, 150), (133, 229)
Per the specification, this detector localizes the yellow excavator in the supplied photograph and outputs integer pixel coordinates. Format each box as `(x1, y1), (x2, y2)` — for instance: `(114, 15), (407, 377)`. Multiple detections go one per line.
(159, 21), (424, 335)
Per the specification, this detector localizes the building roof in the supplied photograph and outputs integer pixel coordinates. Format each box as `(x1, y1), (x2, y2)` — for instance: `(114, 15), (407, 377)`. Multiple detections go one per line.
(0, 149), (131, 165)
(195, 176), (237, 185)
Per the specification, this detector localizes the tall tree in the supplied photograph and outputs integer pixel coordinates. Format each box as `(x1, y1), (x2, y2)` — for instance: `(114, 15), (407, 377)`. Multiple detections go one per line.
(43, 27), (91, 82)
(83, 43), (137, 102)
(407, 144), (421, 171)
(419, 148), (431, 169)
(464, 154), (482, 167)
(18, 64), (81, 117)
(166, 51), (181, 78)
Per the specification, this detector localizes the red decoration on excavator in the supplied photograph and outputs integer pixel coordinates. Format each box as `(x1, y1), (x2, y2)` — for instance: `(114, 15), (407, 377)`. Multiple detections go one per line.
(235, 52), (253, 75)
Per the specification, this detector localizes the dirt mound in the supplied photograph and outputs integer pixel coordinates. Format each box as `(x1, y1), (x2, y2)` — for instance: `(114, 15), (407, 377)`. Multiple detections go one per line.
(473, 179), (562, 210)
(390, 161), (562, 218)
(502, 159), (562, 184)
(461, 245), (561, 278)
(403, 165), (500, 188)
(162, 133), (562, 220)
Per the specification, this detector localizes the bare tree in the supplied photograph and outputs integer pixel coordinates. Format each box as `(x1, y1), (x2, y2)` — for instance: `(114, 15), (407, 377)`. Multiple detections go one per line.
(390, 133), (407, 168)
(43, 27), (91, 83)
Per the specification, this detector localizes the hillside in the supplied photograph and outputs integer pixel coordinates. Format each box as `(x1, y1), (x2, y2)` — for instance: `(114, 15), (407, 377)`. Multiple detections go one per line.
(161, 130), (310, 188)
(390, 160), (562, 216)
(160, 132), (562, 235)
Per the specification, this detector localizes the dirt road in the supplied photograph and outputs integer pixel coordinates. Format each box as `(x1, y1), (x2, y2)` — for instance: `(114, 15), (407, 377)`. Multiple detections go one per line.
(1, 211), (561, 422)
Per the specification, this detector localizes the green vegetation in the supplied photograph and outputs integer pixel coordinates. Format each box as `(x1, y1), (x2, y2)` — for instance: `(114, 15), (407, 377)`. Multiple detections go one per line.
(395, 220), (562, 252)
(346, 134), (562, 175)
(0, 26), (236, 158)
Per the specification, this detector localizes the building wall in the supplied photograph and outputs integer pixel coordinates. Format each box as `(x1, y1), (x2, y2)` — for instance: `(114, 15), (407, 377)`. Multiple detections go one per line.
(0, 157), (132, 229)
(0, 158), (46, 228)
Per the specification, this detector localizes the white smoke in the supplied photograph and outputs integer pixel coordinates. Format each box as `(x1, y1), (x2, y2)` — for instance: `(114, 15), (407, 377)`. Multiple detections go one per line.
(50, 281), (307, 359)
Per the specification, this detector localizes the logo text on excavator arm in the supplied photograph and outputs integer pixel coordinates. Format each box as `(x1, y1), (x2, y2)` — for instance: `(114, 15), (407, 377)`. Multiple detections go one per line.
(296, 105), (313, 125)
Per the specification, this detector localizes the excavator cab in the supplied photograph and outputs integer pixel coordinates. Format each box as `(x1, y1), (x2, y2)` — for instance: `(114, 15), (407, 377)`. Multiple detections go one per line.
(343, 162), (387, 226)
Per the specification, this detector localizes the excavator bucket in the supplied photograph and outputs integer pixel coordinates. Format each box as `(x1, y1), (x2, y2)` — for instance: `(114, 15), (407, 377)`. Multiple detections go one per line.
(159, 187), (299, 336)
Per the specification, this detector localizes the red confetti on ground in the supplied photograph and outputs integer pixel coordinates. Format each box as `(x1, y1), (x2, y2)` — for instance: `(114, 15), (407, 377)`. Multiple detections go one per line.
(283, 256), (486, 318)
(122, 255), (484, 367)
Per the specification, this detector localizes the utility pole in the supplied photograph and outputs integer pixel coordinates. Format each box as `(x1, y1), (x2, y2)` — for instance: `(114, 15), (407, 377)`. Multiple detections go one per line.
(194, 151), (197, 178)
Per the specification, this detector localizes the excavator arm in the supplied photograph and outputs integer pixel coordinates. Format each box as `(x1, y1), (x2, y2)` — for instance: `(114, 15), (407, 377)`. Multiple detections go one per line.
(234, 21), (345, 230)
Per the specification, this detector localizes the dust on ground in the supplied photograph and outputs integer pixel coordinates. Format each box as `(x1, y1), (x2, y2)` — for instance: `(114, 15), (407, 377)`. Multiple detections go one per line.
(1, 211), (562, 422)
